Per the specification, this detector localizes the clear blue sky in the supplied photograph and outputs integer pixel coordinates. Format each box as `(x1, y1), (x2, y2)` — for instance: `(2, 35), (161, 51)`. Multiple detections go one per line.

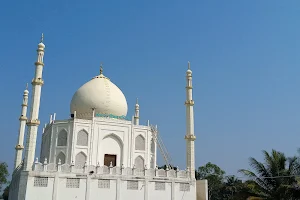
(1, 0), (300, 178)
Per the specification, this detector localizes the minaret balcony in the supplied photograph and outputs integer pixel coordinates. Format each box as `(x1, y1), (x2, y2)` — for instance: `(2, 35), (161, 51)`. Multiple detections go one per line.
(184, 135), (196, 141)
(184, 100), (194, 106)
(15, 144), (24, 150)
(26, 119), (40, 126)
(31, 78), (44, 85)
(34, 61), (44, 66)
(19, 116), (27, 121)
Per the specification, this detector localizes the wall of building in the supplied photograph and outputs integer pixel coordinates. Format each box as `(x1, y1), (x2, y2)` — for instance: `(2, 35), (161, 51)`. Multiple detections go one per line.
(40, 117), (157, 170)
(196, 180), (208, 200)
(10, 164), (196, 200)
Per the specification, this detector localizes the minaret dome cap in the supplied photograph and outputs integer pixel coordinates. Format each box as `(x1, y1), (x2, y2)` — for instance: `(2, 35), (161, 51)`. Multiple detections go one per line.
(38, 42), (45, 48)
(24, 83), (29, 94)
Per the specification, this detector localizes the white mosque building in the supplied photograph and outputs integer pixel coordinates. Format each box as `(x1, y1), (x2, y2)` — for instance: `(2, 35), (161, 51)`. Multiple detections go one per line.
(9, 35), (207, 200)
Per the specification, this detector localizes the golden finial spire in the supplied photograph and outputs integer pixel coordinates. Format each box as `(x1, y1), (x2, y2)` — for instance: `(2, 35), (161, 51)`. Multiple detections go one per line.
(188, 61), (190, 69)
(40, 33), (44, 43)
(100, 63), (103, 74)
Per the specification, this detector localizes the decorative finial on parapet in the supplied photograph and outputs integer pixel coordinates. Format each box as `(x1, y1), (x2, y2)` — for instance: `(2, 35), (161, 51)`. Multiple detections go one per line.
(188, 61), (190, 69)
(109, 161), (113, 168)
(100, 63), (103, 74)
(35, 157), (39, 163)
(40, 33), (44, 43)
(44, 158), (48, 165)
(58, 159), (61, 165)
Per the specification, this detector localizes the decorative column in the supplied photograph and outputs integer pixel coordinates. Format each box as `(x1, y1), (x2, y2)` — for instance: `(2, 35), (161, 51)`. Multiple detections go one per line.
(184, 61), (196, 179)
(133, 98), (139, 125)
(23, 34), (46, 171)
(14, 84), (29, 169)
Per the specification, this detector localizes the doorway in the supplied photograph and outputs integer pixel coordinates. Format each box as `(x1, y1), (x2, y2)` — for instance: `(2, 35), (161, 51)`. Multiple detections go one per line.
(104, 154), (117, 167)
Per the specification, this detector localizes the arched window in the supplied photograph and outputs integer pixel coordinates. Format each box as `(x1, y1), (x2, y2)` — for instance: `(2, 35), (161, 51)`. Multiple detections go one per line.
(134, 156), (144, 169)
(56, 152), (66, 164)
(77, 130), (88, 146)
(135, 135), (145, 151)
(75, 152), (87, 168)
(57, 130), (68, 146)
(151, 139), (155, 154)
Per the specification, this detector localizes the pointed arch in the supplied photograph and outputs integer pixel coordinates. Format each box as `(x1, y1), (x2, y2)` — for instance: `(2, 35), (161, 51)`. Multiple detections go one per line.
(135, 135), (145, 151)
(56, 151), (66, 164)
(151, 139), (155, 154)
(101, 133), (124, 167)
(134, 156), (144, 169)
(150, 156), (155, 169)
(77, 129), (88, 146)
(57, 129), (68, 146)
(75, 152), (87, 168)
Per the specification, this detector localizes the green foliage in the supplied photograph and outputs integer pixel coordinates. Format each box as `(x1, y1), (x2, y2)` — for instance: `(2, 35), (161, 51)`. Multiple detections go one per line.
(197, 162), (226, 200)
(0, 162), (9, 191)
(238, 149), (300, 200)
(2, 185), (9, 200)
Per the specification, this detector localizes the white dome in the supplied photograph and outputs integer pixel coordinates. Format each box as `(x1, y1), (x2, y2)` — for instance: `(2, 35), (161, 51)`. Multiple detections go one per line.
(70, 73), (128, 118)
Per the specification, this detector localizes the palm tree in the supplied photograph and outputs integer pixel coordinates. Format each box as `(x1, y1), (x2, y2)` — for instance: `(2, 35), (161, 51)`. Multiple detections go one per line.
(238, 149), (300, 200)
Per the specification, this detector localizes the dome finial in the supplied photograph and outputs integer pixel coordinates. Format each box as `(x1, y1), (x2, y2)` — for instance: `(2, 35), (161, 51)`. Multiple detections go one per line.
(40, 33), (44, 43)
(136, 98), (138, 104)
(26, 83), (28, 90)
(100, 63), (103, 75)
(188, 61), (190, 69)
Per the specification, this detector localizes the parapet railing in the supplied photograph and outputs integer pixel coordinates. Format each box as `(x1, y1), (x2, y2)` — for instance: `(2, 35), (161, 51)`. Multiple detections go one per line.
(33, 158), (190, 179)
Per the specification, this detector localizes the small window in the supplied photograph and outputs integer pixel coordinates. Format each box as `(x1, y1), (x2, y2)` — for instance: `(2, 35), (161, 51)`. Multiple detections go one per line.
(34, 177), (48, 187)
(155, 182), (165, 190)
(127, 181), (138, 190)
(180, 183), (190, 191)
(98, 180), (110, 189)
(66, 178), (80, 188)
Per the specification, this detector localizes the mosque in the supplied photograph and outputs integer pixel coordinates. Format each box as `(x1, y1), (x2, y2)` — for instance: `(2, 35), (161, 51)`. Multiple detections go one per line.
(8, 35), (208, 200)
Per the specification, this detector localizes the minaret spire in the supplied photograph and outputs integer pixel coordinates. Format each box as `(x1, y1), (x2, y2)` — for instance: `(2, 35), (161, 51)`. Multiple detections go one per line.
(14, 84), (29, 169)
(100, 63), (103, 75)
(133, 98), (140, 125)
(23, 35), (46, 171)
(184, 61), (196, 178)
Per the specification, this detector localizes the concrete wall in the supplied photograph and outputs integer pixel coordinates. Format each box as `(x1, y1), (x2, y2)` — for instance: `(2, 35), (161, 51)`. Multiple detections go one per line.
(196, 180), (208, 200)
(10, 170), (197, 200)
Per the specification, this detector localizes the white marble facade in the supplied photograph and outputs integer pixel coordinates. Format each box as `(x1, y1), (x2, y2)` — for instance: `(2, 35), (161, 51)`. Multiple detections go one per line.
(40, 117), (156, 170)
(9, 36), (202, 200)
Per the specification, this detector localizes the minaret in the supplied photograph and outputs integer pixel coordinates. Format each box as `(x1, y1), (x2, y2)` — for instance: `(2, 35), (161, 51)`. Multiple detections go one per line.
(184, 61), (196, 178)
(14, 84), (29, 169)
(23, 34), (46, 171)
(134, 98), (139, 125)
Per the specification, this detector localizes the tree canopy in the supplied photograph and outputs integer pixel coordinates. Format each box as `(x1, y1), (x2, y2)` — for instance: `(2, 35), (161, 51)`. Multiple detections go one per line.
(0, 162), (9, 191)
